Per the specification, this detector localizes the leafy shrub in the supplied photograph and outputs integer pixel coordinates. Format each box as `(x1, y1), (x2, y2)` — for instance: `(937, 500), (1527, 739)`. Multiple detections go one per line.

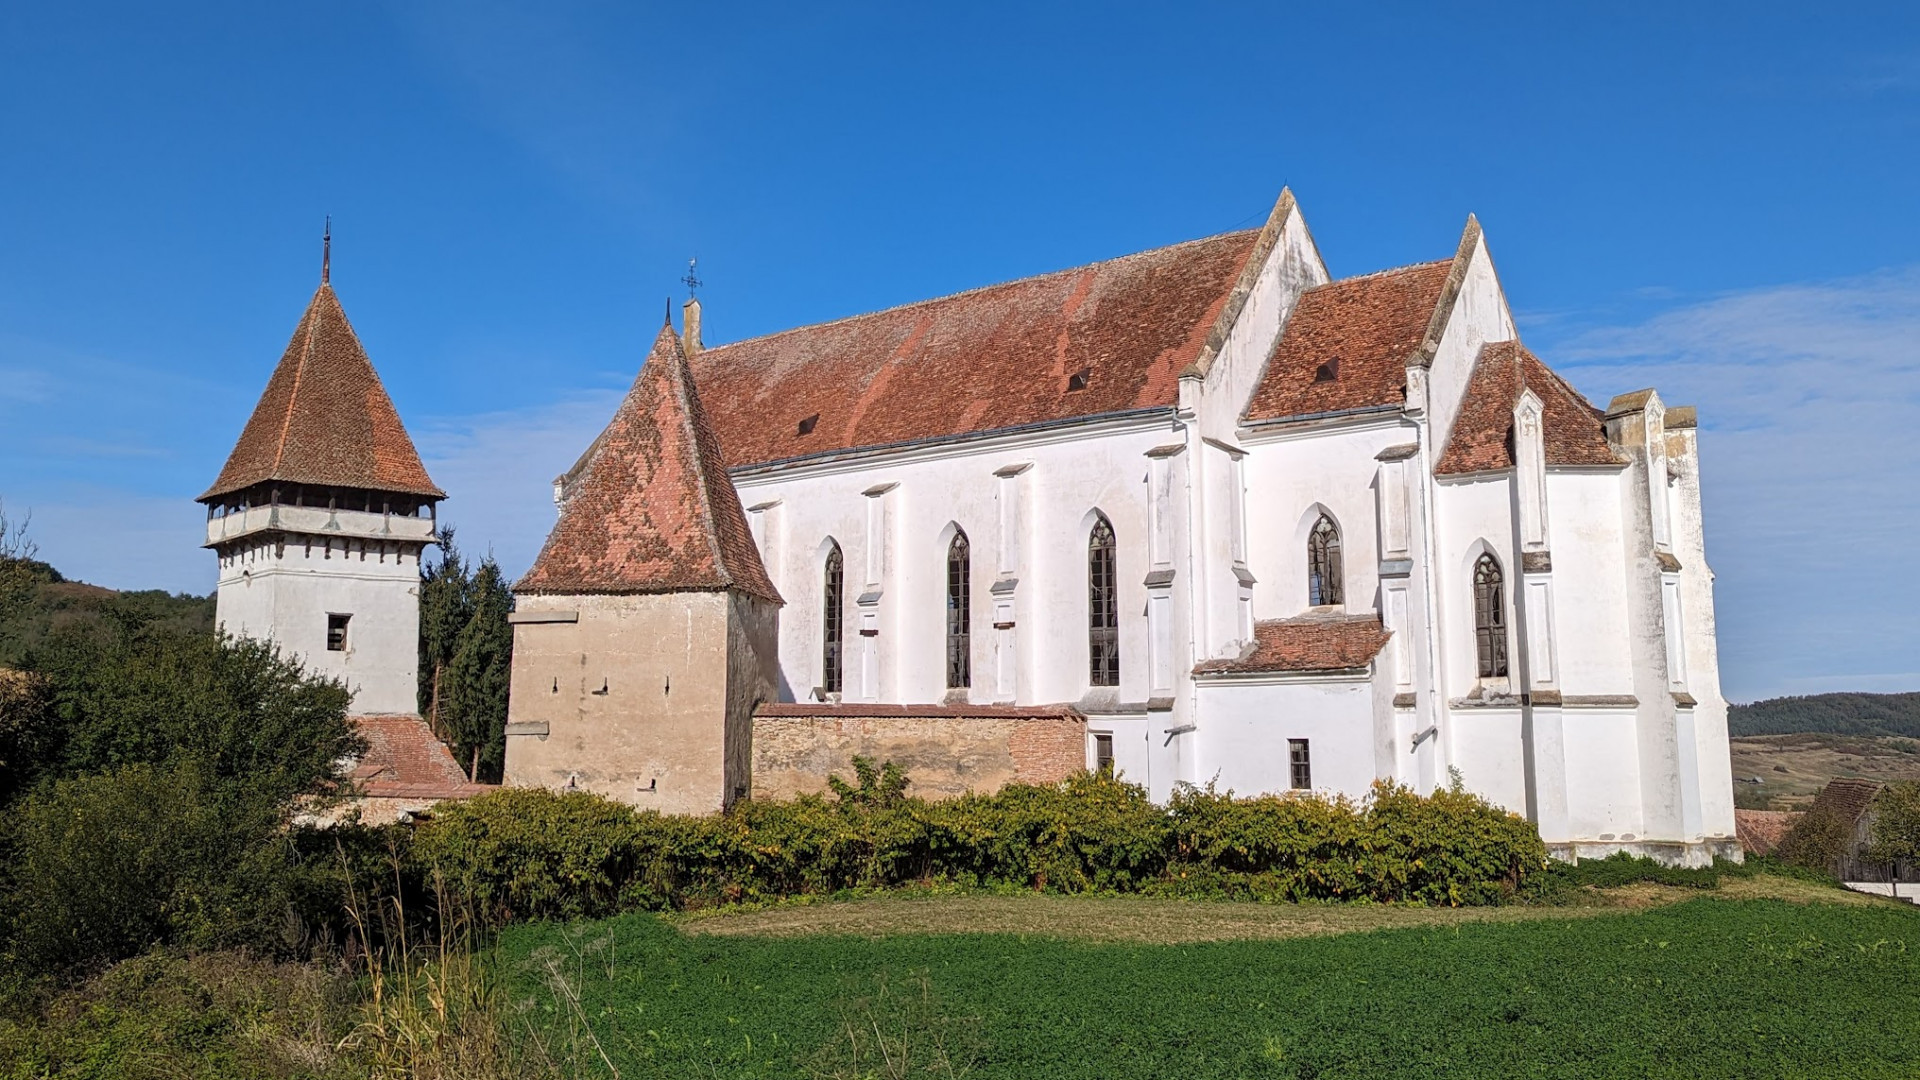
(1, 762), (312, 976)
(411, 766), (1548, 925)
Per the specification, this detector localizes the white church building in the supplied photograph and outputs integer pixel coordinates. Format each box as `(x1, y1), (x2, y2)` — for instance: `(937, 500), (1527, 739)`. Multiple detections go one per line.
(512, 189), (1736, 864)
(195, 190), (1738, 864)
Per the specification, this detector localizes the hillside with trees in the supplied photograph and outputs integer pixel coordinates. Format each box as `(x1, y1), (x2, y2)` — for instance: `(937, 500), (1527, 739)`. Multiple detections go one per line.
(1729, 692), (1920, 739)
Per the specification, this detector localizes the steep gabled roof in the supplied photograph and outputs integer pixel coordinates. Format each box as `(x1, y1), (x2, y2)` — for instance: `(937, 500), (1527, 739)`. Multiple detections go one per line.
(1434, 341), (1623, 476)
(1241, 259), (1453, 423)
(689, 229), (1263, 470)
(1193, 613), (1392, 675)
(518, 325), (781, 603)
(201, 285), (442, 502)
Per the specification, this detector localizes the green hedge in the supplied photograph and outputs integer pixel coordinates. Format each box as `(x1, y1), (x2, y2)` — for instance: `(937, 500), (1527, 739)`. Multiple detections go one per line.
(410, 770), (1548, 924)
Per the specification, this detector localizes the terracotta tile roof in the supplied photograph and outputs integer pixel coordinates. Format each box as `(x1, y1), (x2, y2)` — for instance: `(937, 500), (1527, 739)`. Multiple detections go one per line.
(347, 714), (491, 801)
(1193, 612), (1392, 675)
(202, 285), (442, 501)
(1434, 341), (1623, 476)
(755, 702), (1082, 719)
(1242, 260), (1453, 423)
(688, 230), (1262, 469)
(1735, 809), (1801, 856)
(518, 326), (782, 603)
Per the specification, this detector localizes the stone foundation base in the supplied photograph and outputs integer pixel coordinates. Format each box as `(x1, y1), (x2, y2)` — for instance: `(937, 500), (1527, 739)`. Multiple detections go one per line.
(1544, 837), (1744, 868)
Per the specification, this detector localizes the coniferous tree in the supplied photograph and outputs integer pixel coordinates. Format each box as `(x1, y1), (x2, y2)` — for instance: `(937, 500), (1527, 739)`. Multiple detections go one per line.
(417, 526), (472, 741)
(443, 557), (513, 781)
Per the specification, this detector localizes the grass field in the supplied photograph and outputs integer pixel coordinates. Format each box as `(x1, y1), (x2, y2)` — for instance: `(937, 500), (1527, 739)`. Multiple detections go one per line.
(500, 880), (1920, 1079)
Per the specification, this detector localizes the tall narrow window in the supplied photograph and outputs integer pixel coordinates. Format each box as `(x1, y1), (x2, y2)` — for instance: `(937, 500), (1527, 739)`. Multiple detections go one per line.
(1288, 739), (1312, 790)
(1088, 516), (1120, 686)
(1094, 733), (1115, 775)
(1308, 514), (1343, 606)
(1473, 553), (1509, 679)
(822, 542), (844, 694)
(945, 531), (971, 688)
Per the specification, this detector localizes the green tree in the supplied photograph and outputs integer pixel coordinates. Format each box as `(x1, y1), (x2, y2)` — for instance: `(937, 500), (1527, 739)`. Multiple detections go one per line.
(1867, 781), (1920, 899)
(442, 557), (513, 782)
(0, 497), (38, 626)
(418, 526), (473, 742)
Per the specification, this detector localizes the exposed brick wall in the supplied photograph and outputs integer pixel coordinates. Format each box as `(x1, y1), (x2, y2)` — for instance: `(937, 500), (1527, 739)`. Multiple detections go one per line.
(751, 707), (1086, 801)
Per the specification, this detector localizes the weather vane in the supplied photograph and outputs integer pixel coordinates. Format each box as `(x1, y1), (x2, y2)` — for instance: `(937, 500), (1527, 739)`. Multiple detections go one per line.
(681, 257), (702, 299)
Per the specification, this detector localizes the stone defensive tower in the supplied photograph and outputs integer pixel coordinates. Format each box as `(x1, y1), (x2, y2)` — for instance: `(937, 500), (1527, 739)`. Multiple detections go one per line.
(199, 255), (443, 716)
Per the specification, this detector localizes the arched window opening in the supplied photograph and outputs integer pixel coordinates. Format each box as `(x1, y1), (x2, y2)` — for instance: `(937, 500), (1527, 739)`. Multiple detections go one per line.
(1088, 516), (1120, 686)
(822, 542), (844, 694)
(1308, 514), (1343, 607)
(945, 531), (971, 689)
(1473, 553), (1509, 679)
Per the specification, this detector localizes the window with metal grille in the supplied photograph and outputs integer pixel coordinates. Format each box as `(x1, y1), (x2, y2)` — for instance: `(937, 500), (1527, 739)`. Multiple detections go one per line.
(1094, 733), (1114, 775)
(822, 542), (844, 694)
(946, 531), (971, 688)
(1473, 553), (1509, 678)
(1308, 513), (1342, 606)
(1289, 739), (1311, 790)
(1088, 515), (1119, 686)
(326, 613), (350, 652)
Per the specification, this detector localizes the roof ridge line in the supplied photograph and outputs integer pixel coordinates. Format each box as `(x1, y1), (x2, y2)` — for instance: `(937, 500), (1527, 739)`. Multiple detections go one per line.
(699, 228), (1260, 357)
(670, 335), (736, 593)
(1323, 257), (1453, 287)
(271, 287), (325, 475)
(1413, 214), (1483, 370)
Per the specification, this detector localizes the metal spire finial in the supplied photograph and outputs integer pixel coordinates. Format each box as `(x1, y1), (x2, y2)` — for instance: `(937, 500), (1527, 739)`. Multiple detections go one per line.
(321, 216), (331, 285)
(664, 297), (673, 328)
(681, 257), (702, 299)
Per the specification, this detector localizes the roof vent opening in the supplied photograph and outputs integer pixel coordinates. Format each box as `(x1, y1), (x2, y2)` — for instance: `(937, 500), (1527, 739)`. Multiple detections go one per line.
(1066, 370), (1090, 392)
(797, 414), (820, 436)
(1314, 359), (1340, 383)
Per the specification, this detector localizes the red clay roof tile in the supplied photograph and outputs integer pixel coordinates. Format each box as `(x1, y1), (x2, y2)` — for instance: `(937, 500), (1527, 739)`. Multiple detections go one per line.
(689, 231), (1262, 469)
(1193, 612), (1392, 675)
(1434, 341), (1622, 475)
(1242, 261), (1453, 423)
(518, 326), (782, 603)
(202, 285), (442, 501)
(348, 714), (491, 801)
(755, 703), (1082, 719)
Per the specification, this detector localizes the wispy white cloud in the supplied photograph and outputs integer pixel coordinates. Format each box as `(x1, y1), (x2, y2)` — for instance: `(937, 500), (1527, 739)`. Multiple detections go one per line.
(1544, 265), (1920, 701)
(414, 388), (623, 579)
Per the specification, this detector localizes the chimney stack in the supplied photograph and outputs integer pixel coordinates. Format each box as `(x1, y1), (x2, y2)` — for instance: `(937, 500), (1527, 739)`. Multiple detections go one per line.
(682, 297), (703, 357)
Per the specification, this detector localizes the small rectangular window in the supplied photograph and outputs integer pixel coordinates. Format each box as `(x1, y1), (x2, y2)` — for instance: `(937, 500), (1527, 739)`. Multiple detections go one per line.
(1288, 739), (1311, 790)
(1094, 733), (1114, 775)
(326, 613), (351, 652)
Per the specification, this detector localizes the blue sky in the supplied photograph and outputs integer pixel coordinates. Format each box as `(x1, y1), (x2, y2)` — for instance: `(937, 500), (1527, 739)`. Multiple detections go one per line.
(1, 2), (1915, 701)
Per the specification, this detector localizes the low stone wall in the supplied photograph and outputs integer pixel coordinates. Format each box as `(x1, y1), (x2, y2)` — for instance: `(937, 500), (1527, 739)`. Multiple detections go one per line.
(751, 704), (1087, 800)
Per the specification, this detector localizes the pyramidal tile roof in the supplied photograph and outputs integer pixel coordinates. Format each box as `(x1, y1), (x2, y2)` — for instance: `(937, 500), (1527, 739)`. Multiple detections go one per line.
(517, 324), (782, 603)
(201, 284), (442, 501)
(1434, 340), (1623, 475)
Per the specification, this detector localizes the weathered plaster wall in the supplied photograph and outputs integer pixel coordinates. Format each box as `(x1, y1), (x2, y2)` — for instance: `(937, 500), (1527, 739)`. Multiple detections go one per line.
(750, 710), (1087, 800)
(504, 591), (742, 814)
(1192, 674), (1377, 798)
(212, 508), (429, 716)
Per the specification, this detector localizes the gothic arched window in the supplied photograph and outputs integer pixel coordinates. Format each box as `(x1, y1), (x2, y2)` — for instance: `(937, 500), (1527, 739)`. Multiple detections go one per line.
(945, 531), (971, 689)
(1088, 516), (1119, 686)
(822, 542), (844, 694)
(1308, 514), (1343, 607)
(1473, 552), (1509, 679)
